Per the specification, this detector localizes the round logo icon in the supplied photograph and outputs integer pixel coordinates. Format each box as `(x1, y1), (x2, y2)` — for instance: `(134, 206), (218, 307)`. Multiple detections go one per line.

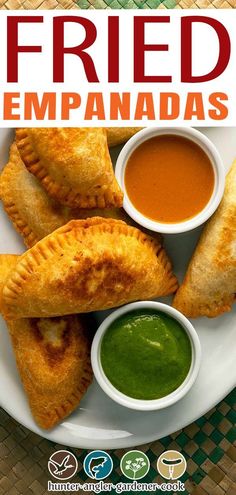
(48, 450), (78, 480)
(83, 450), (113, 480)
(120, 450), (150, 480)
(157, 450), (187, 480)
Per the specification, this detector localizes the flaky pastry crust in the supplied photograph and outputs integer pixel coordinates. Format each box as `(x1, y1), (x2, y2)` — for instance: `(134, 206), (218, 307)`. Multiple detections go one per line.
(15, 128), (123, 209)
(173, 160), (236, 318)
(2, 218), (178, 319)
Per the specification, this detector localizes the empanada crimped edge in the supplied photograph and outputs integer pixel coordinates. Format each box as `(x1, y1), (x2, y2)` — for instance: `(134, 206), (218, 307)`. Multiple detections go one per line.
(16, 128), (123, 209)
(0, 255), (19, 311)
(2, 217), (178, 319)
(0, 144), (39, 248)
(0, 143), (139, 248)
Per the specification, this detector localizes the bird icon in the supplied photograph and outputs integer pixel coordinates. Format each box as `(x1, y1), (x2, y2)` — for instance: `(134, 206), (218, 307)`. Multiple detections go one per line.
(49, 455), (75, 476)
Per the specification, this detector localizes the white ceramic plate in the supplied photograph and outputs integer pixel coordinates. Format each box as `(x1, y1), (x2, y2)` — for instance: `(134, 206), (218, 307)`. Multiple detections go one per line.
(0, 128), (235, 450)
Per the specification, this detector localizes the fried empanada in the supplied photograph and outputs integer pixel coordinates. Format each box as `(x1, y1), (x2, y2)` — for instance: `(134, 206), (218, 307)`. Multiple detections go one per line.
(0, 143), (71, 247)
(0, 143), (129, 248)
(0, 255), (93, 430)
(106, 128), (143, 147)
(2, 218), (178, 319)
(6, 315), (93, 429)
(173, 160), (236, 318)
(16, 128), (123, 209)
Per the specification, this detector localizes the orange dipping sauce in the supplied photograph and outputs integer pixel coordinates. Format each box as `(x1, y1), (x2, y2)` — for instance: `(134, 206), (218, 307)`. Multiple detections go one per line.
(125, 135), (215, 224)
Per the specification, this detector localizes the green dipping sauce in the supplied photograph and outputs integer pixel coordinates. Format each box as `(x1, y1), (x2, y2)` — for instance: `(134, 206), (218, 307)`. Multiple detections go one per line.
(100, 310), (192, 400)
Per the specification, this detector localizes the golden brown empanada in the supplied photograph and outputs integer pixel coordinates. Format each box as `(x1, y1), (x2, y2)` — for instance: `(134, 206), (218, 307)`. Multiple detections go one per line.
(16, 128), (123, 209)
(6, 315), (93, 430)
(106, 128), (143, 147)
(0, 255), (93, 430)
(0, 142), (129, 248)
(0, 143), (71, 247)
(2, 218), (178, 319)
(173, 160), (236, 318)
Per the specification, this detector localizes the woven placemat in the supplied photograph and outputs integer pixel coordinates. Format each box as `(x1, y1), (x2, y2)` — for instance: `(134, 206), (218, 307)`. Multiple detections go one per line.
(0, 388), (235, 495)
(0, 0), (236, 9)
(77, 0), (236, 8)
(0, 0), (79, 9)
(0, 0), (235, 493)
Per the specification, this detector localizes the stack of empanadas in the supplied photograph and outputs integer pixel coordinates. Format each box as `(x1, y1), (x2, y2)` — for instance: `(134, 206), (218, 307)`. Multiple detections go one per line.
(1, 127), (235, 430)
(0, 255), (94, 429)
(0, 127), (178, 430)
(15, 128), (123, 208)
(0, 131), (141, 248)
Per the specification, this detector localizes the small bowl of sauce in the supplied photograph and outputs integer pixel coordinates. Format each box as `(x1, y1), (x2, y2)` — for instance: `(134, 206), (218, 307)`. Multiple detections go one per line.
(115, 127), (225, 233)
(91, 301), (201, 411)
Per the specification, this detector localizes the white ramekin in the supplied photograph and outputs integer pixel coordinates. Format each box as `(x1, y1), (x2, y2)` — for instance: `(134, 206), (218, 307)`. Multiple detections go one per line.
(91, 301), (201, 411)
(115, 127), (225, 234)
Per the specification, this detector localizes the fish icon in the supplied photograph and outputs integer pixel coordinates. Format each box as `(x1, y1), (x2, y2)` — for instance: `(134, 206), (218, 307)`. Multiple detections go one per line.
(88, 456), (108, 479)
(83, 450), (113, 480)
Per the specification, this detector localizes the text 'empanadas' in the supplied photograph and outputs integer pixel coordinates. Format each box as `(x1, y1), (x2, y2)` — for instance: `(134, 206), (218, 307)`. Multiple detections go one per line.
(173, 160), (236, 318)
(0, 255), (93, 430)
(0, 142), (130, 248)
(2, 218), (178, 319)
(16, 128), (123, 209)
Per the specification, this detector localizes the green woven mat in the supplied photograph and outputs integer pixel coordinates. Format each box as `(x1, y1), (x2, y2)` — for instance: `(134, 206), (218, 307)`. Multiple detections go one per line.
(0, 388), (235, 495)
(76, 0), (236, 9)
(77, 0), (174, 8)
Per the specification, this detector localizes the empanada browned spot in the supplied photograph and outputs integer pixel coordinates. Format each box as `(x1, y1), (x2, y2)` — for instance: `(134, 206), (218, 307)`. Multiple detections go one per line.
(173, 160), (236, 318)
(16, 128), (123, 209)
(2, 218), (178, 319)
(106, 128), (143, 147)
(0, 255), (93, 430)
(0, 142), (129, 248)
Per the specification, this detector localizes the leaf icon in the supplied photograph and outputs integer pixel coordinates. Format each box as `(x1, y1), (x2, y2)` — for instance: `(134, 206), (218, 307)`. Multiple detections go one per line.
(122, 453), (149, 480)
